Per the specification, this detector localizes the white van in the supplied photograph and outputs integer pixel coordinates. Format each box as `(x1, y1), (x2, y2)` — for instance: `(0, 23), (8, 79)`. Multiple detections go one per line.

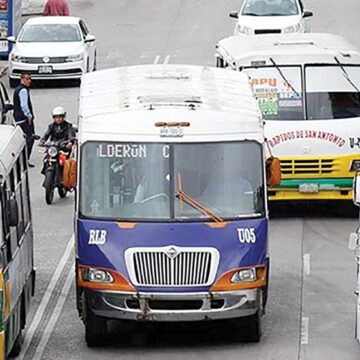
(216, 33), (360, 201)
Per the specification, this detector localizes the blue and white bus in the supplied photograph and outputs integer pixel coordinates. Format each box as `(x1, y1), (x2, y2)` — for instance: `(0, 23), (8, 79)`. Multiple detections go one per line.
(75, 65), (280, 345)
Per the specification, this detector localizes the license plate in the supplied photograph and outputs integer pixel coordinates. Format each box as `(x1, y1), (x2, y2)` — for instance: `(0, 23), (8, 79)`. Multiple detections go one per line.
(38, 65), (53, 74)
(299, 183), (319, 193)
(160, 126), (183, 138)
(0, 41), (8, 52)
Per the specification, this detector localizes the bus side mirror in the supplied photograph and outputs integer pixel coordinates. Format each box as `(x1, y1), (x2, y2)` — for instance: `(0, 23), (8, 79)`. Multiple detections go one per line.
(266, 157), (281, 187)
(7, 198), (18, 227)
(353, 172), (360, 206)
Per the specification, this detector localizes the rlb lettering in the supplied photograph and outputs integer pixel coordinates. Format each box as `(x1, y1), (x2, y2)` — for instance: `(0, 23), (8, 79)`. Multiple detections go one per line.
(88, 230), (107, 245)
(237, 228), (256, 244)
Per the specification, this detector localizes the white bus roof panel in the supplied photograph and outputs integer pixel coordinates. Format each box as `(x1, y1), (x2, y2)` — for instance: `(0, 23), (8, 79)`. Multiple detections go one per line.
(217, 33), (360, 68)
(78, 65), (263, 143)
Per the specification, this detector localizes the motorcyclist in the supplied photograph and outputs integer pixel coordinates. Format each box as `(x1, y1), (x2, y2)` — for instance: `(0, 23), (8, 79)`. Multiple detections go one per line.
(38, 106), (76, 149)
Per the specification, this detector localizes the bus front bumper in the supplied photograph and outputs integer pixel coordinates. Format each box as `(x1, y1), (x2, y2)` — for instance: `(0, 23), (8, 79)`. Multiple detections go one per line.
(269, 178), (353, 200)
(85, 288), (260, 322)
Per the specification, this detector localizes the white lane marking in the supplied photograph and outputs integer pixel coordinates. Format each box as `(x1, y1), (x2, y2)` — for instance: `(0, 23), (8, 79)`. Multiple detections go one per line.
(19, 235), (74, 360)
(32, 268), (74, 360)
(163, 55), (171, 64)
(153, 55), (161, 64)
(303, 253), (311, 276)
(301, 317), (309, 345)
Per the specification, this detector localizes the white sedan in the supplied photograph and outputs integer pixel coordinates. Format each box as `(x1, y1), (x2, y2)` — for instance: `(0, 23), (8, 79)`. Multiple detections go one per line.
(230, 0), (313, 36)
(8, 16), (96, 87)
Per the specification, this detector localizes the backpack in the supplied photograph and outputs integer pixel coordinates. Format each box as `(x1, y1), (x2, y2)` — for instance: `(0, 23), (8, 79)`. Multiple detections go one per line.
(63, 147), (77, 189)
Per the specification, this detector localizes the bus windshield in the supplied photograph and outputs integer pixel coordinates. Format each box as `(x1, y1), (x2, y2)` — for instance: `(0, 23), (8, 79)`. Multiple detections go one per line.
(80, 141), (265, 221)
(305, 65), (360, 120)
(244, 66), (303, 121)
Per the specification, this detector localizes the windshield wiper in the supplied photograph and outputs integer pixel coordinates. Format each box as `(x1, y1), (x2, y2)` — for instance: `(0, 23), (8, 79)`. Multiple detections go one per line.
(334, 56), (360, 93)
(242, 12), (260, 16)
(269, 57), (301, 98)
(175, 190), (224, 222)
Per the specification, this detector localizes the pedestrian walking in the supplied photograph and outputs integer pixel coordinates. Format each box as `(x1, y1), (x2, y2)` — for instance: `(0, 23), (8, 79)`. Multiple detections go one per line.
(13, 72), (35, 167)
(43, 0), (69, 16)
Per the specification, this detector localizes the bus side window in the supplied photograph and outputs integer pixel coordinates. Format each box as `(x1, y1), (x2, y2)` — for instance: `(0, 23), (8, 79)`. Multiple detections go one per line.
(7, 170), (18, 256)
(15, 157), (24, 241)
(21, 148), (30, 226)
(1, 182), (11, 265)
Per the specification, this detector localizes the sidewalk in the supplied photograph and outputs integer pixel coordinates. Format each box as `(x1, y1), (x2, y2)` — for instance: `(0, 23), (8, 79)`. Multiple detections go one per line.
(22, 0), (46, 15)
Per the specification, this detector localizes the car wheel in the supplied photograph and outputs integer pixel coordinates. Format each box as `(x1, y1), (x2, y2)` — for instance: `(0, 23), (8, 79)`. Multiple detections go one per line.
(9, 78), (18, 88)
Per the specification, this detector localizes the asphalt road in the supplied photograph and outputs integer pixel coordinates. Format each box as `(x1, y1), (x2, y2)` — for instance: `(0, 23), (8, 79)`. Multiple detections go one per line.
(5, 0), (360, 359)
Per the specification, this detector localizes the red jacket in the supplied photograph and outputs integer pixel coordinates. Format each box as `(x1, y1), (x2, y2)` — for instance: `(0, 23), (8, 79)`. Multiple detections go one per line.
(43, 0), (69, 16)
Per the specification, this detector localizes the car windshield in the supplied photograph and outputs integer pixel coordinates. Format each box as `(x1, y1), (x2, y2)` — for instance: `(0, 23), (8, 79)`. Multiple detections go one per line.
(306, 65), (360, 120)
(18, 24), (81, 42)
(80, 141), (265, 222)
(243, 66), (304, 120)
(242, 0), (299, 16)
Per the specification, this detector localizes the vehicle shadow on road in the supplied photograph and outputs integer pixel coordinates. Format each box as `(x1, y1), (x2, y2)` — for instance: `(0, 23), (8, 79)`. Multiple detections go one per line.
(103, 319), (259, 349)
(269, 200), (358, 219)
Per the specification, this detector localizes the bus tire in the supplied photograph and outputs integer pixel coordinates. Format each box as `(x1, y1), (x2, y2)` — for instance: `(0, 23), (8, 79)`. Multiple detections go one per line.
(44, 173), (55, 204)
(58, 186), (67, 198)
(245, 311), (262, 343)
(9, 329), (23, 357)
(85, 304), (107, 347)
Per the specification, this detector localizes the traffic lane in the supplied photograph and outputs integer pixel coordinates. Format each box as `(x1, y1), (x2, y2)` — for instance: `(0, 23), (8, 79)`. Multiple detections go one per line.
(301, 218), (360, 360)
(305, 0), (360, 48)
(71, 0), (239, 68)
(40, 218), (303, 360)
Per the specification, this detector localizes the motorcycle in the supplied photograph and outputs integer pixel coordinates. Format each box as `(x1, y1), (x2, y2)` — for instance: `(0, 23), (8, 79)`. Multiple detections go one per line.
(41, 140), (72, 204)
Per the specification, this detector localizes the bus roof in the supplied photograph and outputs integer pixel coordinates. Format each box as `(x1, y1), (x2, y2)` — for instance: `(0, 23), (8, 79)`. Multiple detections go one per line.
(216, 33), (360, 69)
(78, 65), (264, 143)
(0, 125), (26, 180)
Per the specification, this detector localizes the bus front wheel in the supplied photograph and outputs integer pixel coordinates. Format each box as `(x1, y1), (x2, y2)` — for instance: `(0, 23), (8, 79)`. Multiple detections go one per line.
(85, 303), (107, 347)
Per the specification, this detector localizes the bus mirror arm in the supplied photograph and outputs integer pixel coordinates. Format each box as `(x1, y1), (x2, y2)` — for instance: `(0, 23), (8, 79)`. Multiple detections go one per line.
(7, 198), (18, 227)
(266, 157), (281, 187)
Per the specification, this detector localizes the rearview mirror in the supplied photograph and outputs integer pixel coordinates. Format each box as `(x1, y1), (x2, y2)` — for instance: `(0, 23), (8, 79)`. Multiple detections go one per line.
(84, 34), (95, 43)
(4, 103), (13, 113)
(266, 157), (281, 187)
(229, 11), (238, 19)
(353, 172), (360, 206)
(7, 198), (18, 227)
(303, 11), (313, 18)
(7, 36), (15, 44)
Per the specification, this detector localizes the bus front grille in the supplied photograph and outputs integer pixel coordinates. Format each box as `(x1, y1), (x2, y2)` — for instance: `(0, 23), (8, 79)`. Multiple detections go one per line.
(126, 247), (219, 287)
(280, 158), (336, 175)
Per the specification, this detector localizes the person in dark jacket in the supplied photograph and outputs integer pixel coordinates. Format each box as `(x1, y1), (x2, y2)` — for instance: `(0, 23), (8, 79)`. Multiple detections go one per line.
(39, 106), (75, 148)
(13, 72), (35, 167)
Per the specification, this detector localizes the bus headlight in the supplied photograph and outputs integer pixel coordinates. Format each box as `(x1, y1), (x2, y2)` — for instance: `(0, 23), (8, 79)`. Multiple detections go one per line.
(82, 267), (114, 283)
(231, 268), (257, 283)
(350, 160), (360, 171)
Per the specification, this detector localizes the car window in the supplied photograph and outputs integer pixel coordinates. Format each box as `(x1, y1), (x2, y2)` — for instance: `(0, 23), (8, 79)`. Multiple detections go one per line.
(242, 0), (299, 16)
(18, 24), (81, 42)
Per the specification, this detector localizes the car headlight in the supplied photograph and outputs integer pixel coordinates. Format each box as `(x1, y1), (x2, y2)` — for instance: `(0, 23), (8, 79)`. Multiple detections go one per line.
(235, 24), (252, 35)
(48, 146), (58, 157)
(11, 53), (26, 63)
(82, 267), (114, 283)
(283, 23), (301, 33)
(231, 268), (257, 283)
(65, 53), (83, 62)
